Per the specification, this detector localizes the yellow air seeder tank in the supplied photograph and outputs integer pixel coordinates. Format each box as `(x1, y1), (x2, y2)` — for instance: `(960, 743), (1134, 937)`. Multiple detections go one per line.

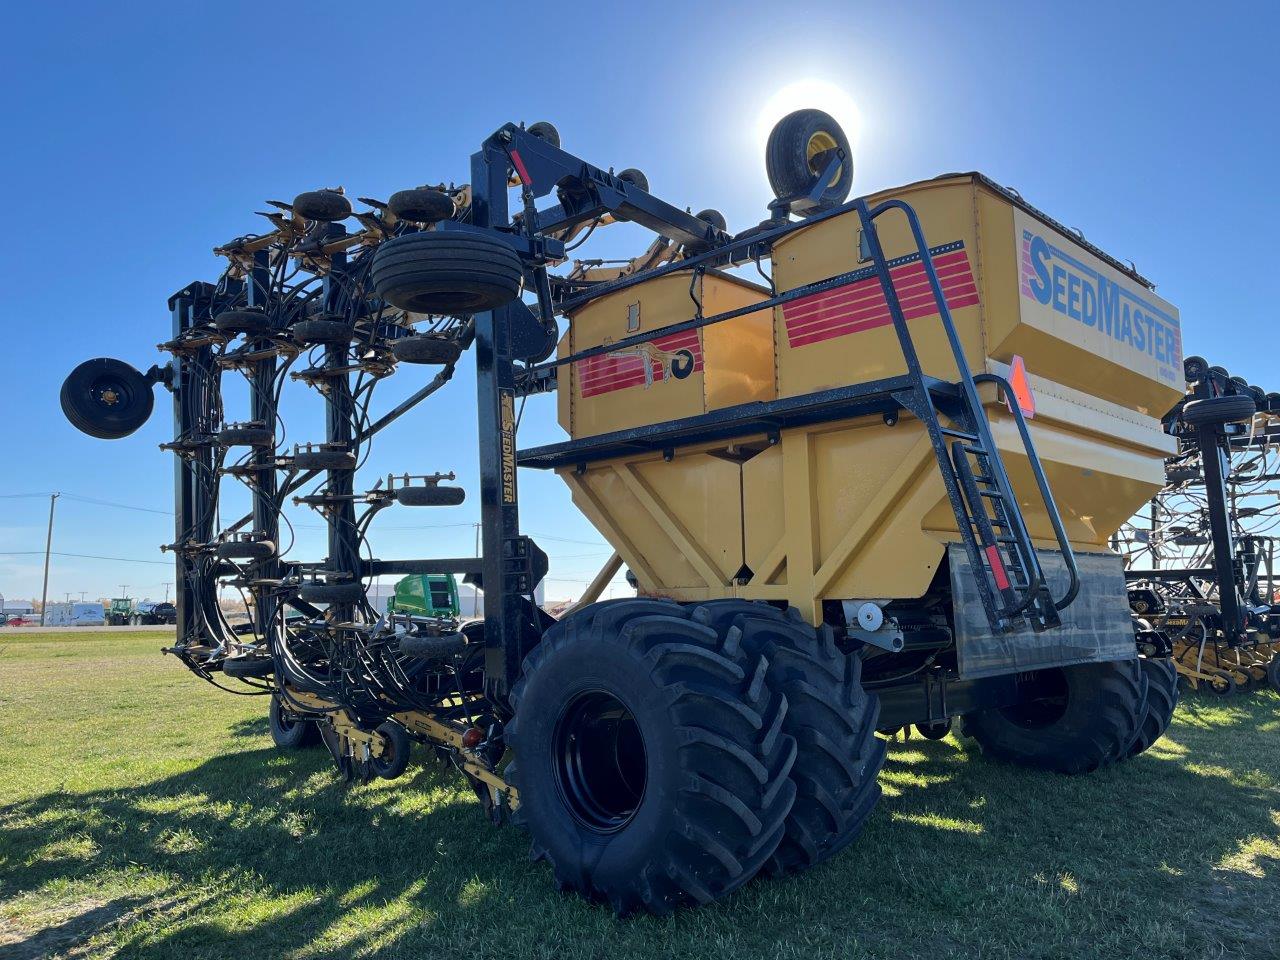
(555, 174), (1182, 623)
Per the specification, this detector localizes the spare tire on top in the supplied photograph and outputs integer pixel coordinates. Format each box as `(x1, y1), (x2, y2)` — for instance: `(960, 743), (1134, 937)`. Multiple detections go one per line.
(765, 108), (853, 213)
(371, 231), (523, 315)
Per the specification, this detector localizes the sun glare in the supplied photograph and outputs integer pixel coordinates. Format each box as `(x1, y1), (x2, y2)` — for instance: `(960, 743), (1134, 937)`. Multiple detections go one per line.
(755, 79), (862, 157)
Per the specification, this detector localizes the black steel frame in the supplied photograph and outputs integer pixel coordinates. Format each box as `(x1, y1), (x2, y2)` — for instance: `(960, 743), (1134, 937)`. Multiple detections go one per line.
(1124, 371), (1276, 644)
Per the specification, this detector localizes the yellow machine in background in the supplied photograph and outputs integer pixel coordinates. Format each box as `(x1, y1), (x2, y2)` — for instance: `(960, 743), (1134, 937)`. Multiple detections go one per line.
(556, 174), (1181, 622)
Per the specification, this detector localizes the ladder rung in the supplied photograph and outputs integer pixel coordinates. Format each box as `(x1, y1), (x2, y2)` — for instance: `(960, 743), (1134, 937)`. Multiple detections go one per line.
(942, 427), (978, 441)
(979, 489), (1005, 500)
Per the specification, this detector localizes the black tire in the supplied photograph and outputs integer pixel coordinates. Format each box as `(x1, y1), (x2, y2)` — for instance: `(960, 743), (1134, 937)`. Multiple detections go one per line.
(618, 168), (649, 193)
(371, 231), (523, 315)
(695, 209), (728, 232)
(396, 485), (466, 507)
(218, 425), (274, 447)
(916, 718), (952, 741)
(292, 449), (356, 471)
(213, 308), (270, 335)
(292, 318), (354, 345)
(690, 601), (884, 876)
(1183, 355), (1208, 382)
(216, 539), (277, 561)
(506, 598), (797, 915)
(61, 358), (155, 440)
(1183, 395), (1255, 426)
(1268, 654), (1280, 694)
(527, 121), (561, 149)
(1203, 671), (1237, 697)
(387, 188), (454, 224)
(1125, 658), (1178, 759)
(298, 581), (365, 604)
(222, 655), (274, 679)
(293, 190), (351, 222)
(398, 632), (468, 659)
(269, 695), (320, 750)
(765, 109), (853, 212)
(390, 335), (463, 365)
(961, 659), (1145, 774)
(372, 721), (411, 780)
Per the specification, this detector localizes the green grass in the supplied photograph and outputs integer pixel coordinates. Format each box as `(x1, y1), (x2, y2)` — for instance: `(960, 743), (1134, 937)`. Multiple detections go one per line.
(1, 632), (1277, 960)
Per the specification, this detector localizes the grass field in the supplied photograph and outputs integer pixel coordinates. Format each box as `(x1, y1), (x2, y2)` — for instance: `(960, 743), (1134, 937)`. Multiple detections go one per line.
(1, 631), (1277, 960)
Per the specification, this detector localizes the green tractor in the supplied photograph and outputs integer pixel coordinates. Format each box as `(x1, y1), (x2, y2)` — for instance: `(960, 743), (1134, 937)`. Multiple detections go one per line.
(386, 574), (461, 619)
(105, 598), (134, 626)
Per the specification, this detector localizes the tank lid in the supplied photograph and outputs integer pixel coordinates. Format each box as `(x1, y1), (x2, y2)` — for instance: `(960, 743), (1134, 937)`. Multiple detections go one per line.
(920, 171), (1155, 290)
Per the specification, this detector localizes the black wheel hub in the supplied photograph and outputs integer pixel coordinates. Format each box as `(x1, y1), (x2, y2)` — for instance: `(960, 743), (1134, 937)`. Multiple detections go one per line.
(553, 690), (647, 834)
(89, 374), (133, 411)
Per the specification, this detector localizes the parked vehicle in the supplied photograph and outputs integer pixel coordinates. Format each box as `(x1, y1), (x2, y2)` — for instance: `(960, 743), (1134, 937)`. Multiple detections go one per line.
(43, 602), (106, 627)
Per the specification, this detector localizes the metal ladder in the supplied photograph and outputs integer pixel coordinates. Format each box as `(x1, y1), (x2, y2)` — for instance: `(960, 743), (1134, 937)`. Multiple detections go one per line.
(853, 197), (1078, 633)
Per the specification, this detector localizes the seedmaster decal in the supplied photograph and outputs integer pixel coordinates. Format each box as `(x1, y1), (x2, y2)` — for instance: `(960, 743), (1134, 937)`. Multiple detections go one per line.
(1016, 209), (1181, 384)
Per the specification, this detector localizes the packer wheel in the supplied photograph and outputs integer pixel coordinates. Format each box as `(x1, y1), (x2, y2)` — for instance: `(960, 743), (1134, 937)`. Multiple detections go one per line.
(292, 189), (351, 222)
(371, 721), (411, 780)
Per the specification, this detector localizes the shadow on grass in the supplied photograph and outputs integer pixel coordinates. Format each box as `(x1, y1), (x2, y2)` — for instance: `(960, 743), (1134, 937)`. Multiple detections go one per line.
(228, 715), (270, 739)
(0, 691), (1276, 960)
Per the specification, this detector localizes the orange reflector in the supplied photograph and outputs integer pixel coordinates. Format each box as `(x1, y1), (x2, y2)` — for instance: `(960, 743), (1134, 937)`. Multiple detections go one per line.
(1008, 354), (1036, 419)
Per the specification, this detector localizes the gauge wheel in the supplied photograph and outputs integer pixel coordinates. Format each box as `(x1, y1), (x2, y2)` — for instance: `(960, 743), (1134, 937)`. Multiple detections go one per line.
(61, 358), (155, 440)
(371, 231), (523, 315)
(269, 695), (321, 749)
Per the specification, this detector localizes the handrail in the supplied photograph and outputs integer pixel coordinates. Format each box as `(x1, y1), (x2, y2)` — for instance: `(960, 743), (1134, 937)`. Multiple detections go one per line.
(857, 196), (1066, 627)
(973, 373), (1080, 611)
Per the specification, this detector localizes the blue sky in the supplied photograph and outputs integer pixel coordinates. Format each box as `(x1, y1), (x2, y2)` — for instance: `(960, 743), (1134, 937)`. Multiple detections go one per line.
(1, 1), (1276, 604)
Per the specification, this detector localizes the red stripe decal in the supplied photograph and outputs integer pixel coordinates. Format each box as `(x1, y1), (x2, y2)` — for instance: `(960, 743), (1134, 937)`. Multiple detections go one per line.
(985, 545), (1011, 591)
(510, 149), (533, 188)
(783, 245), (978, 349)
(577, 330), (704, 398)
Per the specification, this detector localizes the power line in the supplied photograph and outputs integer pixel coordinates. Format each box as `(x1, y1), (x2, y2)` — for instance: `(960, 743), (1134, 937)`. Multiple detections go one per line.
(0, 550), (169, 566)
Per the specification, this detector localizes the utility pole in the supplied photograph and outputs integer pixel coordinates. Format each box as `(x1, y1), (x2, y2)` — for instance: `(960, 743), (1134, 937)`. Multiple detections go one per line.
(119, 584), (130, 599)
(39, 492), (59, 626)
(163, 583), (172, 602)
(78, 591), (87, 601)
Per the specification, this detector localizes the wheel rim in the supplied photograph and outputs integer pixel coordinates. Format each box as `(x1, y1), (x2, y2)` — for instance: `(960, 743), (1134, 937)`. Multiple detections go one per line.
(374, 736), (397, 773)
(272, 698), (301, 735)
(88, 373), (134, 414)
(553, 689), (647, 834)
(806, 131), (843, 183)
